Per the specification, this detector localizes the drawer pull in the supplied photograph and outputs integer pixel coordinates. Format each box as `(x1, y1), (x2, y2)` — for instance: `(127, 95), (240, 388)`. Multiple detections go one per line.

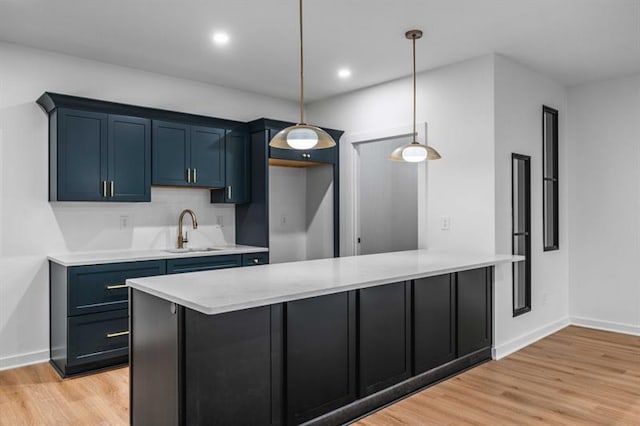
(253, 258), (260, 264)
(106, 284), (127, 290)
(106, 331), (129, 338)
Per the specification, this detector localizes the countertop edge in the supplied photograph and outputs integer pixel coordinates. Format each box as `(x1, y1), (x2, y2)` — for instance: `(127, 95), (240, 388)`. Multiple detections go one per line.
(48, 246), (269, 267)
(128, 255), (522, 315)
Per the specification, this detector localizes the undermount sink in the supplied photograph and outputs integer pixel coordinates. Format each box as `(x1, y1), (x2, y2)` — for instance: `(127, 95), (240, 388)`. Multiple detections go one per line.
(165, 247), (222, 254)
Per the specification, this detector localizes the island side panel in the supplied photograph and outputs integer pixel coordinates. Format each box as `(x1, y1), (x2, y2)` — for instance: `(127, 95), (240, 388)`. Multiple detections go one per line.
(130, 289), (182, 426)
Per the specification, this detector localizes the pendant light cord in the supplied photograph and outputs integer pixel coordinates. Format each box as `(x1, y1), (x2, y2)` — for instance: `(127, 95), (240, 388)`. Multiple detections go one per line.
(412, 34), (417, 143)
(299, 0), (305, 124)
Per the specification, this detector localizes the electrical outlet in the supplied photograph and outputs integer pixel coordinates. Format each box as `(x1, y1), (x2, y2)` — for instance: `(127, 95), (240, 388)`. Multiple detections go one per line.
(441, 216), (451, 231)
(119, 216), (129, 230)
(542, 292), (548, 305)
(281, 215), (287, 225)
(217, 215), (224, 227)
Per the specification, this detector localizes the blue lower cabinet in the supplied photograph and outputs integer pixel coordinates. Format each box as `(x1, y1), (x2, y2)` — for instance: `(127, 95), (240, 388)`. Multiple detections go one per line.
(50, 253), (266, 377)
(166, 254), (242, 274)
(50, 260), (165, 377)
(67, 309), (129, 369)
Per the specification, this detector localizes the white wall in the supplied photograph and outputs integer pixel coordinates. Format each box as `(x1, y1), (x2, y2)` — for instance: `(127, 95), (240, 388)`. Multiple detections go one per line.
(309, 54), (575, 356)
(269, 166), (308, 263)
(308, 55), (496, 257)
(268, 164), (334, 263)
(0, 42), (298, 369)
(567, 74), (640, 335)
(493, 55), (570, 357)
(305, 164), (333, 260)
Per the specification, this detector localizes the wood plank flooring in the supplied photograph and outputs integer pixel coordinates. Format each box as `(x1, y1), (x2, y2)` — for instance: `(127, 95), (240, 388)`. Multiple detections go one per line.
(0, 326), (638, 425)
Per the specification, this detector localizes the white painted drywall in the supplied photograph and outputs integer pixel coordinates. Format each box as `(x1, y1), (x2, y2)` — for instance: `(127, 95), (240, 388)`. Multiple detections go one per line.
(309, 54), (575, 356)
(305, 164), (334, 260)
(308, 55), (497, 258)
(268, 164), (334, 264)
(0, 42), (298, 369)
(493, 55), (570, 357)
(268, 166), (308, 263)
(567, 74), (640, 335)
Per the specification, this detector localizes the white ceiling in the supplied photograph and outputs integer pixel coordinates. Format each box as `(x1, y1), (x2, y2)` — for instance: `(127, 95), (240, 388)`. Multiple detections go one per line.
(0, 0), (638, 101)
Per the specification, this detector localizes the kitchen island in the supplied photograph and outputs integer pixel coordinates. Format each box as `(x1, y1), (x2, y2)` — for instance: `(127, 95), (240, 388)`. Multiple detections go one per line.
(127, 250), (522, 426)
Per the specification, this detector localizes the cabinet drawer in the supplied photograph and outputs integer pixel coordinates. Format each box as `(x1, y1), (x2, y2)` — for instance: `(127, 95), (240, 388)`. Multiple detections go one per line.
(241, 252), (269, 266)
(67, 309), (129, 367)
(68, 260), (165, 316)
(166, 254), (242, 274)
(269, 146), (335, 164)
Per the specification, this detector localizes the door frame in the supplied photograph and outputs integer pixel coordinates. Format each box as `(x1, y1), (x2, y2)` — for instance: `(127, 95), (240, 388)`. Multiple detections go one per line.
(345, 122), (429, 255)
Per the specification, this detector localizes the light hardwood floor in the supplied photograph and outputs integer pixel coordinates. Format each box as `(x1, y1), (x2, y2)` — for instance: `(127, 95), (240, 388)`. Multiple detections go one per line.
(1, 326), (638, 425)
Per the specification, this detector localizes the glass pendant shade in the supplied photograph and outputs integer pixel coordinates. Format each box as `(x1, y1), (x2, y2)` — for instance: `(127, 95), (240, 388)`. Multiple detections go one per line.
(390, 29), (442, 163)
(270, 124), (336, 150)
(389, 142), (442, 162)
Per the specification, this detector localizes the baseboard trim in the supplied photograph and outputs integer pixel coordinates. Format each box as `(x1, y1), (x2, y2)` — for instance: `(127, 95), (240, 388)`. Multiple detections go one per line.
(570, 316), (640, 336)
(492, 317), (570, 360)
(0, 349), (49, 371)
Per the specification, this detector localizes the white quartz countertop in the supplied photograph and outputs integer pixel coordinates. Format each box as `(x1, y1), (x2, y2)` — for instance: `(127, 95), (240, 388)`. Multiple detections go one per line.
(48, 245), (268, 267)
(127, 250), (524, 315)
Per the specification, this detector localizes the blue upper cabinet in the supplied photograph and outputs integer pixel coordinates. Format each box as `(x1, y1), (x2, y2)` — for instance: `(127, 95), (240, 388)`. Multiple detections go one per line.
(57, 109), (108, 201)
(54, 108), (150, 202)
(211, 129), (250, 204)
(152, 121), (226, 188)
(190, 126), (225, 188)
(38, 93), (246, 202)
(152, 121), (190, 186)
(108, 115), (151, 202)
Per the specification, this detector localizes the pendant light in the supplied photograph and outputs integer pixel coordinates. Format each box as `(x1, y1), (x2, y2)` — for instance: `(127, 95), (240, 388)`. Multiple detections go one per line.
(389, 30), (441, 162)
(269, 0), (336, 150)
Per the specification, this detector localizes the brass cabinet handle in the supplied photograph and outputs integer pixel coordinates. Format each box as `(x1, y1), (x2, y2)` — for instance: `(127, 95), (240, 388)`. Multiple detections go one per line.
(193, 168), (197, 183)
(110, 181), (114, 197)
(102, 180), (107, 197)
(187, 168), (191, 183)
(106, 284), (127, 290)
(106, 331), (129, 338)
(227, 186), (232, 200)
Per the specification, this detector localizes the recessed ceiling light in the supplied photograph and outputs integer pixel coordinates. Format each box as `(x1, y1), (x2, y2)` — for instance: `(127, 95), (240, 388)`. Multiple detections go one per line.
(338, 68), (352, 79)
(212, 32), (230, 45)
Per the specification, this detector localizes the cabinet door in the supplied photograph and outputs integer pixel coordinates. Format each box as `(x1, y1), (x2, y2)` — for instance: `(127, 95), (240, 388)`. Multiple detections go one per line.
(67, 260), (165, 316)
(190, 126), (225, 188)
(269, 146), (335, 164)
(286, 292), (356, 425)
(165, 254), (241, 274)
(358, 282), (411, 396)
(67, 309), (129, 367)
(152, 121), (190, 186)
(108, 115), (151, 201)
(211, 131), (250, 203)
(184, 305), (282, 425)
(414, 274), (456, 374)
(457, 268), (492, 356)
(57, 109), (107, 201)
